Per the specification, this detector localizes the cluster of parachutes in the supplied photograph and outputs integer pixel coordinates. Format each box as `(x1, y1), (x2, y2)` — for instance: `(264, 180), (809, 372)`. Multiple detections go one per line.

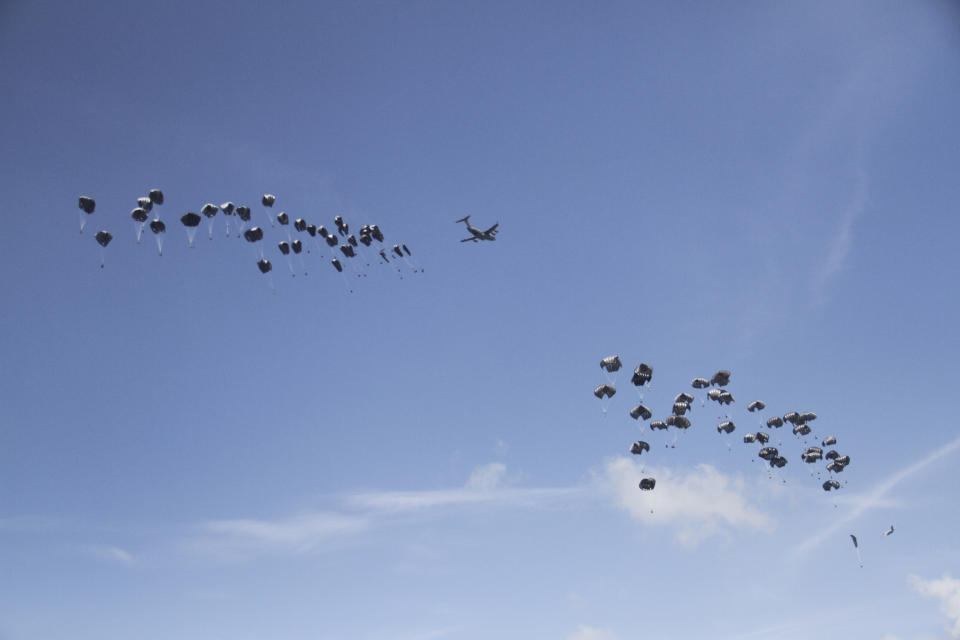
(76, 191), (421, 287)
(594, 356), (852, 493)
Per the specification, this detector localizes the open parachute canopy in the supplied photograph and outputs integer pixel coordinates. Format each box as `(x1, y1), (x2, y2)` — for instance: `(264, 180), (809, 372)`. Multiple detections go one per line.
(261, 194), (276, 207)
(95, 230), (112, 247)
(747, 401), (766, 412)
(78, 196), (96, 214)
(631, 363), (653, 386)
(629, 404), (652, 421)
(630, 441), (650, 455)
(148, 189), (164, 205)
(180, 212), (201, 227)
(594, 384), (616, 399)
(257, 258), (272, 274)
(639, 477), (656, 490)
(710, 370), (731, 386)
(600, 355), (622, 373)
(244, 227), (264, 243)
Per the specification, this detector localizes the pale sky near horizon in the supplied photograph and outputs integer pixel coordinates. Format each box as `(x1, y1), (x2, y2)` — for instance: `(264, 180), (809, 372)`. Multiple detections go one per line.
(1, 1), (959, 638)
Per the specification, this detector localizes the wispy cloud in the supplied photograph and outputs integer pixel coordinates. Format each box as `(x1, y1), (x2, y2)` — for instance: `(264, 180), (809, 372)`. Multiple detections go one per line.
(565, 625), (619, 640)
(794, 434), (960, 554)
(199, 511), (370, 553)
(599, 459), (774, 546)
(811, 166), (869, 301)
(82, 544), (135, 566)
(909, 574), (960, 638)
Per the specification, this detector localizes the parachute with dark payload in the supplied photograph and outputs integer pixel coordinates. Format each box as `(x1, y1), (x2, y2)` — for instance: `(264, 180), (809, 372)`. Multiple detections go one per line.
(236, 206), (251, 221)
(294, 218), (307, 232)
(639, 478), (656, 491)
(137, 197), (153, 213)
(691, 377), (709, 389)
(675, 392), (694, 405)
(823, 480), (840, 491)
(340, 245), (356, 258)
(783, 412), (801, 425)
(630, 441), (650, 455)
(743, 433), (756, 443)
(600, 356), (622, 372)
(766, 416), (784, 429)
(201, 203), (218, 218)
(769, 456), (787, 468)
(759, 447), (779, 461)
(257, 259), (272, 274)
(711, 370), (731, 387)
(717, 421), (735, 434)
(347, 234), (358, 247)
(261, 194), (276, 207)
(131, 208), (148, 223)
(220, 202), (235, 215)
(822, 436), (837, 447)
(666, 415), (691, 429)
(95, 230), (112, 247)
(276, 212), (289, 226)
(79, 196), (96, 214)
(748, 401), (765, 412)
(244, 227), (264, 243)
(672, 401), (690, 416)
(632, 364), (653, 386)
(278, 241), (290, 255)
(629, 405), (652, 421)
(148, 189), (164, 205)
(291, 240), (302, 254)
(594, 384), (616, 399)
(793, 424), (812, 436)
(650, 420), (667, 431)
(180, 213), (201, 227)
(331, 258), (343, 273)
(392, 244), (403, 258)
(799, 412), (817, 424)
(325, 234), (339, 247)
(150, 220), (166, 234)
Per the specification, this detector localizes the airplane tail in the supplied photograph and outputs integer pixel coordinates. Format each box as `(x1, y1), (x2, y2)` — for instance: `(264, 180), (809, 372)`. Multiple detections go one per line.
(455, 215), (470, 224)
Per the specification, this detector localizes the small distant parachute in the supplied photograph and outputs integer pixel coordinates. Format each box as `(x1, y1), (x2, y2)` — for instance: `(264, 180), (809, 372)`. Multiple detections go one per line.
(402, 244), (412, 256)
(150, 219), (166, 234)
(883, 526), (894, 537)
(291, 240), (302, 254)
(220, 202), (236, 215)
(650, 420), (667, 431)
(331, 258), (343, 273)
(850, 534), (858, 548)
(632, 364), (653, 386)
(78, 196), (96, 214)
(666, 415), (691, 429)
(131, 208), (148, 223)
(766, 416), (784, 429)
(835, 455), (850, 468)
(278, 241), (290, 255)
(306, 224), (317, 237)
(639, 478), (656, 491)
(743, 433), (756, 443)
(244, 227), (264, 243)
(370, 225), (384, 242)
(783, 412), (801, 425)
(359, 233), (373, 246)
(600, 356), (622, 372)
(825, 450), (839, 461)
(672, 401), (690, 416)
(180, 212), (201, 227)
(799, 411), (817, 424)
(137, 197), (153, 213)
(294, 218), (307, 232)
(257, 259), (272, 274)
(746, 432), (769, 444)
(822, 436), (837, 447)
(759, 447), (779, 461)
(262, 194), (276, 207)
(325, 234), (339, 247)
(148, 189), (164, 205)
(717, 421), (736, 434)
(276, 212), (289, 226)
(392, 244), (403, 258)
(347, 234), (358, 247)
(691, 377), (710, 389)
(711, 370), (731, 387)
(674, 392), (694, 405)
(594, 384), (616, 399)
(95, 230), (112, 247)
(792, 424), (812, 436)
(823, 480), (840, 491)
(826, 461), (844, 473)
(748, 401), (765, 412)
(340, 245), (356, 258)
(201, 203), (218, 217)
(630, 441), (650, 455)
(629, 405), (652, 421)
(769, 456), (787, 468)
(236, 206), (252, 222)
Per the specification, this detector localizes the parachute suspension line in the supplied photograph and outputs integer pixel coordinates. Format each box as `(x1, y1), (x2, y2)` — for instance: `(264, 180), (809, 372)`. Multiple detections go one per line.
(286, 255), (296, 277)
(98, 246), (106, 269)
(263, 210), (275, 229)
(155, 234), (164, 257)
(224, 216), (231, 238)
(78, 211), (87, 234)
(134, 221), (146, 245)
(853, 544), (863, 568)
(186, 227), (199, 248)
(298, 253), (308, 277)
(338, 268), (354, 294)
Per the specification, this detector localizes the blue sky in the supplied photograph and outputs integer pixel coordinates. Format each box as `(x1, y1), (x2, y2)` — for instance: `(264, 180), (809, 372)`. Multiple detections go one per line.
(1, 1), (959, 638)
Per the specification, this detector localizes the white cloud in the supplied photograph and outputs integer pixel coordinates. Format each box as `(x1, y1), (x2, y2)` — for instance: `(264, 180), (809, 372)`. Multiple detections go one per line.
(199, 511), (369, 553)
(465, 462), (507, 490)
(795, 434), (960, 554)
(566, 625), (618, 640)
(909, 574), (960, 638)
(599, 458), (773, 546)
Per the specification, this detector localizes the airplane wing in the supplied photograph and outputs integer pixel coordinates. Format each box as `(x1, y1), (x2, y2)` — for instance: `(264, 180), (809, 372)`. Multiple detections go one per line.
(461, 237), (477, 242)
(485, 223), (499, 234)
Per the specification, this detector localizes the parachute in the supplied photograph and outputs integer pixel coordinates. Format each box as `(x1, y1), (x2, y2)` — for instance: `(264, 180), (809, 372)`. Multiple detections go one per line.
(95, 230), (112, 247)
(717, 391), (734, 405)
(131, 208), (148, 223)
(78, 196), (96, 214)
(822, 436), (837, 447)
(237, 206), (252, 222)
(883, 526), (894, 537)
(707, 389), (722, 402)
(825, 450), (839, 461)
(823, 480), (840, 491)
(331, 258), (343, 273)
(600, 356), (622, 373)
(370, 225), (384, 242)
(766, 416), (784, 428)
(799, 411), (817, 424)
(392, 244), (403, 258)
(220, 201), (235, 215)
(244, 227), (264, 243)
(650, 420), (667, 431)
(672, 401), (690, 416)
(783, 412), (801, 425)
(666, 415), (690, 429)
(759, 447), (779, 461)
(257, 259), (272, 273)
(262, 194), (276, 207)
(181, 213), (201, 227)
(278, 241), (290, 255)
(674, 392), (694, 405)
(747, 401), (765, 412)
(630, 441), (650, 455)
(291, 240), (303, 254)
(334, 215), (349, 236)
(792, 424), (812, 436)
(137, 197), (153, 213)
(711, 370), (731, 387)
(340, 245), (356, 258)
(149, 219), (166, 255)
(403, 244), (411, 256)
(691, 377), (709, 389)
(743, 433), (756, 443)
(276, 212), (289, 226)
(148, 189), (164, 205)
(594, 384), (616, 399)
(631, 364), (653, 387)
(294, 218), (307, 232)
(639, 478), (656, 491)
(306, 224), (317, 237)
(347, 234), (358, 247)
(769, 456), (787, 468)
(325, 234), (339, 247)
(629, 405), (652, 421)
(717, 421), (735, 434)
